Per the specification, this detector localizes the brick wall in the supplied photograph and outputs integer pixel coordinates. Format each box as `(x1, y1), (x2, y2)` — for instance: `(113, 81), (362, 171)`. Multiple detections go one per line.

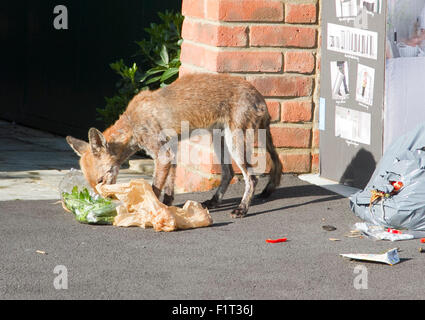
(176, 0), (321, 193)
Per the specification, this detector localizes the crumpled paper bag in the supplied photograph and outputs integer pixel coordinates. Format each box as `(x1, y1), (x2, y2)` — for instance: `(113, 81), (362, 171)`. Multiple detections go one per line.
(96, 179), (212, 232)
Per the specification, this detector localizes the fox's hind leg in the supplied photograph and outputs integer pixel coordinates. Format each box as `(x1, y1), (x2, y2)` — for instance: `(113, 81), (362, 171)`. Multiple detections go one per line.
(202, 135), (234, 209)
(224, 127), (258, 218)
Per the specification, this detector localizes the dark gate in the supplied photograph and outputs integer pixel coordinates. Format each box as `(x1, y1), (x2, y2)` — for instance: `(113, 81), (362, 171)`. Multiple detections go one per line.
(0, 0), (182, 139)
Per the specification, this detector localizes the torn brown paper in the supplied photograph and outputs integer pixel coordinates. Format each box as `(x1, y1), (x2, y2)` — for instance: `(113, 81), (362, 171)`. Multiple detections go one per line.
(96, 179), (212, 232)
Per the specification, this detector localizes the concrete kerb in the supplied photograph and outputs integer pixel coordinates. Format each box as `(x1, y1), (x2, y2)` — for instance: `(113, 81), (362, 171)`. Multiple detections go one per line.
(298, 173), (361, 198)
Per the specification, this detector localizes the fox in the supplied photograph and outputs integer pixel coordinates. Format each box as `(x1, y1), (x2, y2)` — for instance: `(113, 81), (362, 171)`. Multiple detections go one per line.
(66, 73), (282, 218)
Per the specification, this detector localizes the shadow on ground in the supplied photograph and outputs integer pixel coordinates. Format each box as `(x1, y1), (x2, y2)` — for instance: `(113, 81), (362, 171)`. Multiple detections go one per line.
(176, 176), (344, 219)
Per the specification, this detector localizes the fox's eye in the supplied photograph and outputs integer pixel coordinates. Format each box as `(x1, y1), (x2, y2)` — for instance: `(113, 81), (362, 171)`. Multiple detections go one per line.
(97, 177), (104, 184)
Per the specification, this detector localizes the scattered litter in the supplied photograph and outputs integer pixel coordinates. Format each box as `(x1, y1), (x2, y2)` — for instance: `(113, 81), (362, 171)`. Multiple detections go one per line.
(421, 238), (425, 243)
(265, 238), (287, 244)
(97, 179), (213, 232)
(353, 222), (414, 241)
(345, 230), (363, 238)
(340, 248), (400, 266)
(419, 247), (425, 253)
(59, 170), (212, 232)
(322, 225), (337, 231)
(36, 250), (47, 255)
(329, 238), (341, 241)
(390, 181), (404, 192)
(386, 228), (402, 234)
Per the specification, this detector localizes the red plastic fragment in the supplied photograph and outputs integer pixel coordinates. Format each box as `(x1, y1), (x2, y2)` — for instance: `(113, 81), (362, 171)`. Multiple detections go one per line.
(266, 238), (287, 243)
(386, 228), (402, 234)
(390, 181), (404, 192)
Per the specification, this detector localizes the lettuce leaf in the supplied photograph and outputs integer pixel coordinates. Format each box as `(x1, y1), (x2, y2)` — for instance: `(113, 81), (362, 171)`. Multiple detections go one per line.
(62, 187), (117, 225)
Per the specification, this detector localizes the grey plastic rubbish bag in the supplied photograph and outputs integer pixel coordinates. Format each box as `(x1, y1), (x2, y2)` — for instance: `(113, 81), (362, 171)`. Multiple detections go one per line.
(350, 123), (425, 232)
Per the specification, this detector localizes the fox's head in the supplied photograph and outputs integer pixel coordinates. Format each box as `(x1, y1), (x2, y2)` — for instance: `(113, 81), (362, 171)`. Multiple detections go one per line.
(66, 128), (119, 190)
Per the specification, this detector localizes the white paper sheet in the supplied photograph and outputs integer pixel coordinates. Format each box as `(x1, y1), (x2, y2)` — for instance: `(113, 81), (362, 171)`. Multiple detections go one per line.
(335, 106), (371, 145)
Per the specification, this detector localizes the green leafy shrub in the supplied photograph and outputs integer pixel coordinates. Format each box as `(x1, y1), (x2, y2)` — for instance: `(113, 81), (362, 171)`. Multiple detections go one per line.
(97, 11), (184, 127)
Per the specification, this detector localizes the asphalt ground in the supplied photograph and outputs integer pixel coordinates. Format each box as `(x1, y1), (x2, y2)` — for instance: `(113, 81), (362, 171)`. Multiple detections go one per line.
(1, 175), (425, 300)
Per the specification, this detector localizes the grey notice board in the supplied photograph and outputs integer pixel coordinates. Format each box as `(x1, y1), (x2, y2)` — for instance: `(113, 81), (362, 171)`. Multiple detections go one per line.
(319, 0), (387, 188)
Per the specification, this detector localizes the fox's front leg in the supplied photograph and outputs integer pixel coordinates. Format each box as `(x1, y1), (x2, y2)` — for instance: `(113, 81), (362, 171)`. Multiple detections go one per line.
(152, 159), (171, 199)
(162, 164), (176, 206)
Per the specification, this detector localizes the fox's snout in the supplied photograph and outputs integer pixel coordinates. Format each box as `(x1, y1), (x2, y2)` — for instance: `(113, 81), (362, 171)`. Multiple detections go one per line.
(100, 167), (119, 185)
(67, 128), (122, 190)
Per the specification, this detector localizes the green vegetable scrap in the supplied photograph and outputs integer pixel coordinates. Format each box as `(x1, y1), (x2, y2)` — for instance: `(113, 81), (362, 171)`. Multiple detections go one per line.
(62, 186), (117, 225)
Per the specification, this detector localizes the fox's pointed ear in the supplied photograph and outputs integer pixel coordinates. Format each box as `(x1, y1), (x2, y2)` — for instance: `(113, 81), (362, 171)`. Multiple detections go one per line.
(88, 128), (108, 156)
(66, 136), (88, 157)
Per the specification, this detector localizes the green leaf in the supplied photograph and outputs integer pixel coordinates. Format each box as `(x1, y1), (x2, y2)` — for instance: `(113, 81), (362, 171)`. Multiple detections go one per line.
(160, 67), (179, 82)
(160, 45), (169, 65)
(145, 66), (166, 76)
(154, 59), (167, 68)
(144, 75), (162, 85)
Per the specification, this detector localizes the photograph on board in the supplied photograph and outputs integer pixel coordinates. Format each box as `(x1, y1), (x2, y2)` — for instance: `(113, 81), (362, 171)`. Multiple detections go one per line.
(335, 0), (358, 18)
(328, 23), (378, 60)
(331, 61), (350, 100)
(335, 106), (371, 145)
(356, 64), (375, 106)
(361, 0), (383, 14)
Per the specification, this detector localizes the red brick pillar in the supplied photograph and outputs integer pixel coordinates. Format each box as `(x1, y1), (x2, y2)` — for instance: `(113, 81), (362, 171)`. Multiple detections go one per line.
(176, 0), (321, 193)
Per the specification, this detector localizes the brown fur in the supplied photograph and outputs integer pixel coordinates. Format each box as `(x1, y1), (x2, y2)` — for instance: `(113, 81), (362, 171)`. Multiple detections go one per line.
(67, 73), (282, 218)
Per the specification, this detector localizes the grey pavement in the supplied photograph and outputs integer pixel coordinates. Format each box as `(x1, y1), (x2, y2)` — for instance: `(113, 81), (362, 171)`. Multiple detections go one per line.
(1, 120), (425, 300)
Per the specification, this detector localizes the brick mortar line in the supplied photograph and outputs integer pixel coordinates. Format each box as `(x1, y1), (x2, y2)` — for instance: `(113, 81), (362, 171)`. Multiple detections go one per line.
(222, 71), (317, 77)
(183, 16), (319, 28)
(283, 0), (318, 3)
(266, 97), (313, 102)
(274, 121), (315, 126)
(180, 62), (218, 74)
(260, 95), (315, 100)
(181, 141), (315, 152)
(182, 39), (318, 53)
(180, 144), (314, 155)
(270, 122), (313, 129)
(181, 61), (318, 79)
(275, 148), (312, 154)
(230, 71), (317, 80)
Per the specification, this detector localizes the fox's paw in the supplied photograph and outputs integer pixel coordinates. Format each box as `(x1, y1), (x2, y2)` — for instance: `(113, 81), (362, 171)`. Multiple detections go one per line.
(230, 207), (247, 219)
(162, 195), (174, 206)
(202, 199), (220, 209)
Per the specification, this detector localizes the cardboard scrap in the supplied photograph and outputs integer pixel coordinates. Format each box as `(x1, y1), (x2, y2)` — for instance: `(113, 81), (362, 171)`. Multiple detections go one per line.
(340, 248), (400, 266)
(96, 179), (213, 232)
